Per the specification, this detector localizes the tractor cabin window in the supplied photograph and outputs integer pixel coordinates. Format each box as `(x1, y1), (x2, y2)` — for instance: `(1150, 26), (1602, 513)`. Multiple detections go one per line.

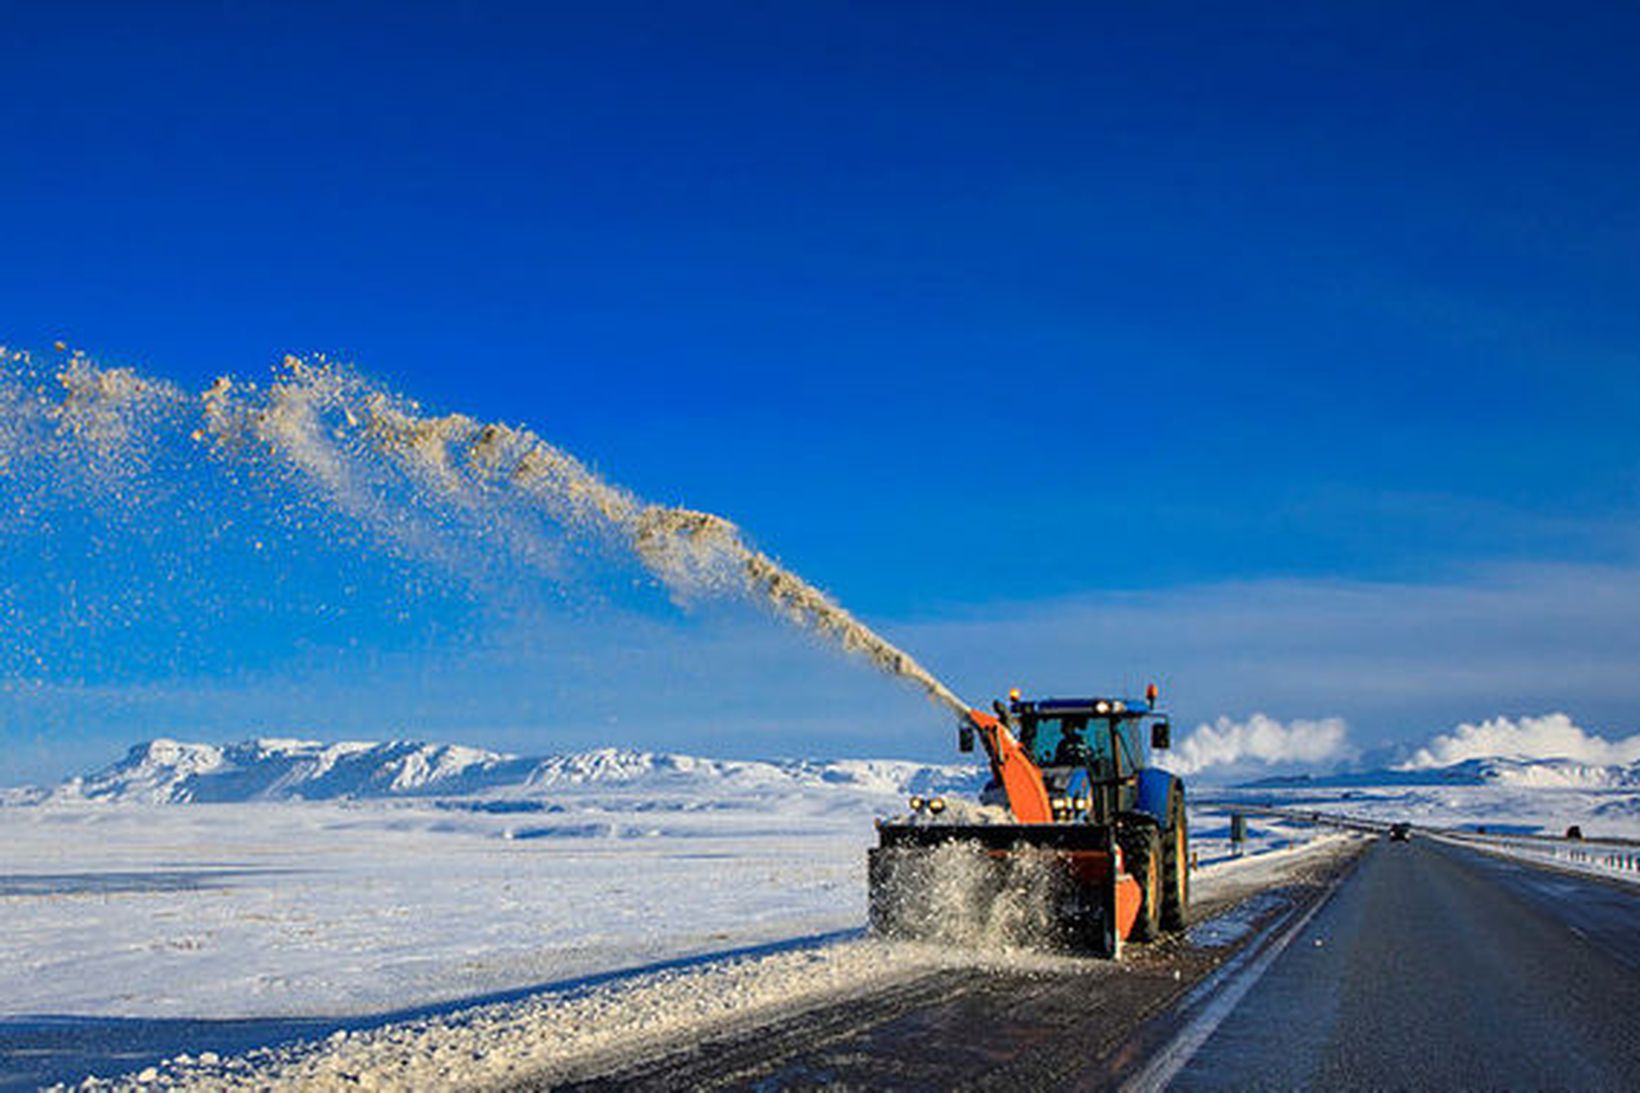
(1024, 716), (1116, 773)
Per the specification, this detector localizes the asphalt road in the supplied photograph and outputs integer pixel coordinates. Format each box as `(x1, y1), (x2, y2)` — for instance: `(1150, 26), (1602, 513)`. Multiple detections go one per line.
(1166, 837), (1640, 1091)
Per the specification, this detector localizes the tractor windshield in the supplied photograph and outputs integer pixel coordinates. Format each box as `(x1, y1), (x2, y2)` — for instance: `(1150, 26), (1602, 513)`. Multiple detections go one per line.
(1025, 716), (1116, 771)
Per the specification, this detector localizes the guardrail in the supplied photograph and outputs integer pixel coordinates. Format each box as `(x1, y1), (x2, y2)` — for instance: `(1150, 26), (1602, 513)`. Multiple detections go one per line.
(1433, 830), (1640, 884)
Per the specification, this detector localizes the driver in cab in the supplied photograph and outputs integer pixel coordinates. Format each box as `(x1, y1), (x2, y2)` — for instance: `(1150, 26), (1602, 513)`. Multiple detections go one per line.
(1053, 719), (1094, 766)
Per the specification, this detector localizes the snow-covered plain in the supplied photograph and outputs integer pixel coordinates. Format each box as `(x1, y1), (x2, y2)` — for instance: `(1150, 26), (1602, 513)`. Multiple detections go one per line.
(0, 794), (1314, 1019)
(7, 736), (1640, 1090)
(4, 797), (867, 1019)
(1, 740), (982, 1020)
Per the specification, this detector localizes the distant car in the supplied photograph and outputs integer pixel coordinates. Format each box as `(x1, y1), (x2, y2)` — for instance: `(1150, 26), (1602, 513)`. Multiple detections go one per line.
(1388, 823), (1412, 842)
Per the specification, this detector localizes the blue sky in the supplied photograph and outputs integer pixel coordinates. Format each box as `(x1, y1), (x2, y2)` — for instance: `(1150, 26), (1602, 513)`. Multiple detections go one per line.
(2, 3), (1638, 784)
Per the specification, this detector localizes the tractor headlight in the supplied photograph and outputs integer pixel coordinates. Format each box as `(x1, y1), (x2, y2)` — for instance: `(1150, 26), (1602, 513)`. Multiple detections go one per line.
(908, 795), (925, 812)
(928, 797), (947, 814)
(1094, 700), (1111, 714)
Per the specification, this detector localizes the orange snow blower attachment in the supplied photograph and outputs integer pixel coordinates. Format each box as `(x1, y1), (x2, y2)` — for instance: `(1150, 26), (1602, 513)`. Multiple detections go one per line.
(961, 707), (1052, 824)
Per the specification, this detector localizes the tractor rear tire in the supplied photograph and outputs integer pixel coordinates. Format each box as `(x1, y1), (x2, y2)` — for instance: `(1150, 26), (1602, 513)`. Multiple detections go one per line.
(1160, 787), (1190, 933)
(1120, 823), (1162, 943)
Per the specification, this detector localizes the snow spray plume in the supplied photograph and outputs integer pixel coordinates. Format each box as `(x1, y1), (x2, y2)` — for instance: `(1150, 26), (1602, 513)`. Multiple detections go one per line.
(1, 348), (968, 717)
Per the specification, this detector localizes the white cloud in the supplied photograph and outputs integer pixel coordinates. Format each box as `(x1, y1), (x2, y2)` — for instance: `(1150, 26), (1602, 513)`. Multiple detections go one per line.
(1159, 713), (1351, 776)
(1402, 713), (1640, 769)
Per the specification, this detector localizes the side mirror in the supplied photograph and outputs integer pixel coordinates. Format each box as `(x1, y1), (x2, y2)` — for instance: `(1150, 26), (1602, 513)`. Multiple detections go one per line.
(958, 725), (975, 753)
(1151, 721), (1171, 750)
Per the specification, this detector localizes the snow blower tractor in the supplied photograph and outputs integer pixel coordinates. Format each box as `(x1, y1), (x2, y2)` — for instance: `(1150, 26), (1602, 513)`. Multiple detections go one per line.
(868, 686), (1188, 958)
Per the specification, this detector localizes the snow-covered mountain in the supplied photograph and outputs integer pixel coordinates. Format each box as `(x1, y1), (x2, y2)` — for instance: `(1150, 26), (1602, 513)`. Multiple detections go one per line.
(1441, 755), (1640, 789)
(37, 738), (986, 805)
(1244, 755), (1640, 790)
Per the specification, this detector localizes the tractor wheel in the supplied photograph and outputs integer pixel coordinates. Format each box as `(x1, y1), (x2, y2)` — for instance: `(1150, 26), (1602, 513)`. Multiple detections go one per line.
(1120, 823), (1162, 943)
(1160, 786), (1190, 933)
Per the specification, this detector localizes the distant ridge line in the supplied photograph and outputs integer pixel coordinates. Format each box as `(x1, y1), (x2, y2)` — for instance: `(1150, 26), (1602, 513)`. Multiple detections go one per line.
(17, 737), (987, 806)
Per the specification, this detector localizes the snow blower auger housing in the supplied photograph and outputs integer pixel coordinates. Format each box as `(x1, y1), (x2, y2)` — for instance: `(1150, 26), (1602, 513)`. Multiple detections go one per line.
(868, 686), (1188, 958)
